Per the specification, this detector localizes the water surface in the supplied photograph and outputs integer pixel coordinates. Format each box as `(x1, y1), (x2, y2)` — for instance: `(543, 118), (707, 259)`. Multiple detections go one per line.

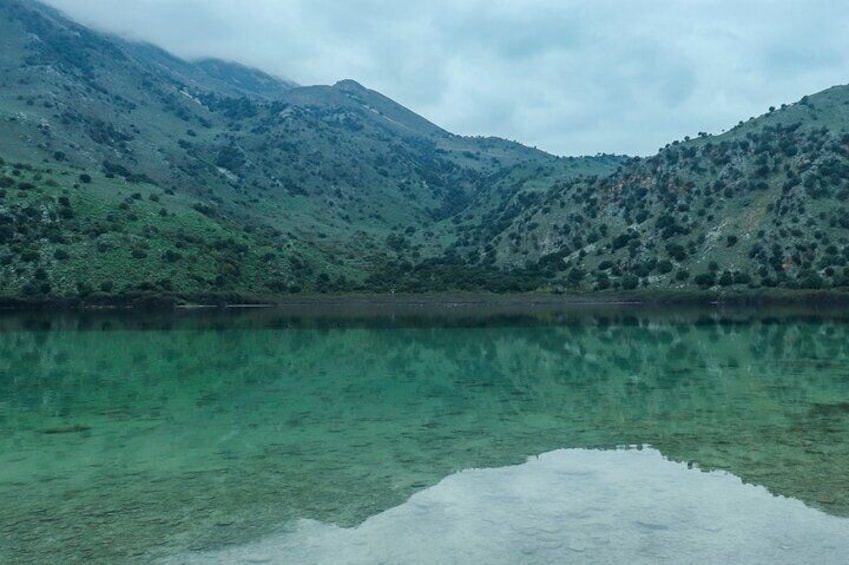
(164, 447), (849, 565)
(1, 305), (849, 563)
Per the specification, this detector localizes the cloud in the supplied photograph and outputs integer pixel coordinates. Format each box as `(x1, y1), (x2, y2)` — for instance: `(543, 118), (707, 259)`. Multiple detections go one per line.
(41, 0), (849, 156)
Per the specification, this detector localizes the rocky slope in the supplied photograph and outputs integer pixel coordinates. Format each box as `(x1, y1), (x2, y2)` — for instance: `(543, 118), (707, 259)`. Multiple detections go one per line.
(5, 0), (845, 301)
(0, 0), (618, 300)
(467, 86), (849, 294)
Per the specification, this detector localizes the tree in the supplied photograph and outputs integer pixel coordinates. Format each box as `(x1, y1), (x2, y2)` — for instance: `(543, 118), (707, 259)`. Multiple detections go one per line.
(694, 272), (716, 288)
(567, 267), (585, 286)
(622, 275), (639, 290)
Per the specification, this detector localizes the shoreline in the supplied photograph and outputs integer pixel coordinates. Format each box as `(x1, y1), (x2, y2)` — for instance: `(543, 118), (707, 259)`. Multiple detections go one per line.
(0, 291), (848, 331)
(0, 288), (848, 311)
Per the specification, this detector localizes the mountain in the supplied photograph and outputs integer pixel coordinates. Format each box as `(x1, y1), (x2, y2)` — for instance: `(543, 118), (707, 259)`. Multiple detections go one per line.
(7, 0), (844, 302)
(443, 85), (849, 295)
(116, 41), (299, 99)
(0, 0), (620, 301)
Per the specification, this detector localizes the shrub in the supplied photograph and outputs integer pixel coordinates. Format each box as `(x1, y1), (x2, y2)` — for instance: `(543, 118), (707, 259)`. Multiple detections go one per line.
(694, 272), (716, 288)
(666, 243), (687, 261)
(566, 267), (585, 285)
(657, 259), (674, 274)
(735, 272), (752, 285)
(162, 249), (182, 263)
(76, 281), (93, 297)
(622, 275), (639, 290)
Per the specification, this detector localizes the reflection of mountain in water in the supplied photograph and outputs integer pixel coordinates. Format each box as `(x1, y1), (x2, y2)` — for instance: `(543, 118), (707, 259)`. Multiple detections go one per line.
(165, 448), (849, 565)
(1, 309), (849, 562)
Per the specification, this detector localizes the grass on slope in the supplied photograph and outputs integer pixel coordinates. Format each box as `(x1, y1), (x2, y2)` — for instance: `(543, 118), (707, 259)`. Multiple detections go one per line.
(0, 155), (350, 299)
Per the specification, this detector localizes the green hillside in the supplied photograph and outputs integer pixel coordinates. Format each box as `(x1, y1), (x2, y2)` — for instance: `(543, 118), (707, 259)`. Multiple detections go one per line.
(0, 157), (315, 300)
(3, 0), (848, 302)
(465, 86), (849, 295)
(0, 0), (619, 302)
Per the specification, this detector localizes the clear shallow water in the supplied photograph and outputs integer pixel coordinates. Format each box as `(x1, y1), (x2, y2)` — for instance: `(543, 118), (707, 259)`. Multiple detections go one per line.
(2, 305), (849, 563)
(163, 447), (849, 565)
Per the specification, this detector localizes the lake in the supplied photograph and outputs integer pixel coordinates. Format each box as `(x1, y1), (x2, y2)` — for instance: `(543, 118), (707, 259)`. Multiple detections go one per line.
(2, 302), (849, 564)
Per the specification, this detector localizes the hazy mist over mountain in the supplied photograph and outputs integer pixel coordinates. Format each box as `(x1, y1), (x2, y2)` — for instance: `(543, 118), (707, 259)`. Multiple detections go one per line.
(39, 0), (849, 156)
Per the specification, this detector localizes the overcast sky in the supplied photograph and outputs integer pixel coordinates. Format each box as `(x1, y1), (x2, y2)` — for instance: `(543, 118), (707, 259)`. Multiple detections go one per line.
(41, 0), (849, 157)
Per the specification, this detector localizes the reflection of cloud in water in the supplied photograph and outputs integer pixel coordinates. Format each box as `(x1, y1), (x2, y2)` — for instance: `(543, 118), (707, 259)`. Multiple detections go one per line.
(164, 448), (849, 564)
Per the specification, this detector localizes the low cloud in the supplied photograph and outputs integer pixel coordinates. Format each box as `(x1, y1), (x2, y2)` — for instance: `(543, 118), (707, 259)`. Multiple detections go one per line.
(43, 0), (849, 156)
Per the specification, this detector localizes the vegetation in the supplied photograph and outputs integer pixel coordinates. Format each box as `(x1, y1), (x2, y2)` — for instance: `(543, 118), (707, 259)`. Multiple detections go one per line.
(476, 90), (849, 294)
(1, 0), (849, 303)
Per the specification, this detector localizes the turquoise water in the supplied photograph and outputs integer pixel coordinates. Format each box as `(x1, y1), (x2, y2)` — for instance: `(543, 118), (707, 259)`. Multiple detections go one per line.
(2, 305), (849, 563)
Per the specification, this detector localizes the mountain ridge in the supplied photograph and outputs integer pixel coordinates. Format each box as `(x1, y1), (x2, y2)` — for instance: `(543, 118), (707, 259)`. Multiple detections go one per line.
(3, 0), (848, 301)
(0, 0), (621, 300)
(116, 40), (299, 100)
(465, 84), (849, 293)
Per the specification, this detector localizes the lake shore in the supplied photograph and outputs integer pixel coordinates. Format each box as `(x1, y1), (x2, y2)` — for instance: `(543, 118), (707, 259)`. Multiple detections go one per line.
(1, 290), (849, 333)
(1, 288), (849, 311)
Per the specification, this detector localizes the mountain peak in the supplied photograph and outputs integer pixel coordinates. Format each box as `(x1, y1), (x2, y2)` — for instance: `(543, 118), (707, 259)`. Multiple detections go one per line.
(192, 57), (298, 96)
(333, 79), (367, 92)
